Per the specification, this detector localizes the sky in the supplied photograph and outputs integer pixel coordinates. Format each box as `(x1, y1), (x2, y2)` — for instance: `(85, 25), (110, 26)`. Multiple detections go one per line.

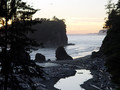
(24, 0), (118, 34)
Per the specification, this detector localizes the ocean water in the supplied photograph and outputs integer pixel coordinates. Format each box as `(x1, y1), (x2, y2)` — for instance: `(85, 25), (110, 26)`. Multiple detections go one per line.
(30, 34), (106, 60)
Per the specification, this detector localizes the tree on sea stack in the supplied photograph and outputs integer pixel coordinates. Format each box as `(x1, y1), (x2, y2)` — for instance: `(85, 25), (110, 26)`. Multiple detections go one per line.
(0, 0), (43, 89)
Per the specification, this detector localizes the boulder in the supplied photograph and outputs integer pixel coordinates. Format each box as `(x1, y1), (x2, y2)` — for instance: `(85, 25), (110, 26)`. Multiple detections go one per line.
(91, 51), (102, 58)
(91, 51), (98, 58)
(55, 46), (73, 60)
(47, 59), (51, 62)
(34, 53), (46, 62)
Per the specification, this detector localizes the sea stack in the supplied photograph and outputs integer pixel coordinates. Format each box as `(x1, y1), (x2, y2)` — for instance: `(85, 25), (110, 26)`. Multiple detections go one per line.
(28, 17), (68, 47)
(55, 46), (73, 60)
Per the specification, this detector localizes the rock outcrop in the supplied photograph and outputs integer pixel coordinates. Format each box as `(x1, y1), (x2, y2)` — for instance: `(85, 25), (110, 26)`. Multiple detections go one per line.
(55, 46), (73, 60)
(34, 53), (46, 62)
(97, 1), (120, 88)
(28, 17), (68, 47)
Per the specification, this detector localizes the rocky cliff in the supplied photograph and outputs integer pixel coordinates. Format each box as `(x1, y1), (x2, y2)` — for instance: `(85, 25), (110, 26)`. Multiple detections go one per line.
(28, 18), (68, 47)
(96, 1), (120, 88)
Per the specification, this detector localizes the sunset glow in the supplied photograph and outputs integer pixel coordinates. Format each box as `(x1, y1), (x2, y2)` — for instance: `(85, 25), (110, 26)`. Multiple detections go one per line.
(23, 0), (118, 34)
(8, 20), (12, 25)
(0, 19), (12, 28)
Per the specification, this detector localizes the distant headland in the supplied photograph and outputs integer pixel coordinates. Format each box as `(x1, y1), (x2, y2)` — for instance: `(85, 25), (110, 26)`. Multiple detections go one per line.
(98, 29), (107, 35)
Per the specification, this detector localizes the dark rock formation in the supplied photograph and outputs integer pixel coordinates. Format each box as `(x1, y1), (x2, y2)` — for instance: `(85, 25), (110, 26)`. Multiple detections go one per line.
(98, 1), (120, 88)
(91, 51), (98, 58)
(28, 17), (68, 47)
(34, 53), (46, 62)
(55, 46), (73, 60)
(47, 59), (51, 62)
(91, 51), (102, 58)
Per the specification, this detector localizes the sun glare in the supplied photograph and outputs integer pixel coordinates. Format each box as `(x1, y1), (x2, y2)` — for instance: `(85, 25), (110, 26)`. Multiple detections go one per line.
(0, 19), (12, 28)
(0, 25), (2, 28)
(8, 20), (12, 25)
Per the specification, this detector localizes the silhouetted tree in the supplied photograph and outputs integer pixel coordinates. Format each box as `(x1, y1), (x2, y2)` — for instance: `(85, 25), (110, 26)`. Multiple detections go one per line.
(99, 0), (120, 88)
(104, 0), (120, 30)
(0, 0), (43, 90)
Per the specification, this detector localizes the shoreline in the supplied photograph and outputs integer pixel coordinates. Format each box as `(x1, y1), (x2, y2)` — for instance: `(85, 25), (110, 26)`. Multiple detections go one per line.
(0, 55), (118, 90)
(41, 55), (118, 90)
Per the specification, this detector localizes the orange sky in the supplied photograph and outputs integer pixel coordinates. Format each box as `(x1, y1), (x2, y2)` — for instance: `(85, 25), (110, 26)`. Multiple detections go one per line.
(65, 17), (104, 34)
(17, 0), (120, 34)
(27, 0), (112, 34)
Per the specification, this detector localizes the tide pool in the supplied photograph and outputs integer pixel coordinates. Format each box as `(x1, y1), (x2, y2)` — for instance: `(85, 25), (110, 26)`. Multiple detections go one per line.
(54, 69), (93, 90)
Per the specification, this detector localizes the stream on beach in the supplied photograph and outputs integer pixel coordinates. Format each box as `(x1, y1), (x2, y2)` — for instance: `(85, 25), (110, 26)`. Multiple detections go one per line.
(36, 62), (93, 90)
(54, 69), (93, 90)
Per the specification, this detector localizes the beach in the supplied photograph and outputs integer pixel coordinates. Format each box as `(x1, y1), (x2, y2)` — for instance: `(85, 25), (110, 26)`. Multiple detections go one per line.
(34, 55), (117, 90)
(0, 34), (109, 90)
(0, 55), (117, 90)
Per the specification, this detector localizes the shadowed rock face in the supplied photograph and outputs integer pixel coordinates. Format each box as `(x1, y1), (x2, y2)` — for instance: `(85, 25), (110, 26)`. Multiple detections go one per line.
(28, 20), (68, 47)
(34, 53), (46, 62)
(56, 46), (73, 60)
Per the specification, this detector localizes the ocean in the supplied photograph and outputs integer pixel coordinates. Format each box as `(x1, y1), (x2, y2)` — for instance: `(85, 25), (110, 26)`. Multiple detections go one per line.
(30, 34), (106, 60)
